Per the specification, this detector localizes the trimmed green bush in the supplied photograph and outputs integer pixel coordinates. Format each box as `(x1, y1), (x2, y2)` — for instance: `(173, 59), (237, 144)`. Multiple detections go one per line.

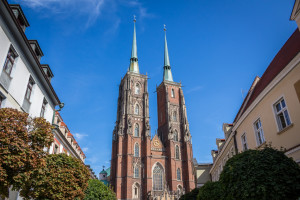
(84, 179), (116, 200)
(197, 181), (224, 200)
(220, 147), (300, 200)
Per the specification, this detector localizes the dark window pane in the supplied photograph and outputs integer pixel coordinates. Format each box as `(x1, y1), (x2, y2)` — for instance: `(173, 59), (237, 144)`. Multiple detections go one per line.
(284, 110), (291, 125)
(279, 113), (286, 129)
(281, 99), (286, 108)
(276, 103), (281, 112)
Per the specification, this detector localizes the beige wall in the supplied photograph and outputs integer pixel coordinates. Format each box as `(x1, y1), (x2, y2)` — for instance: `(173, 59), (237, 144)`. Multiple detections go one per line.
(195, 164), (212, 187)
(235, 59), (300, 162)
(210, 136), (235, 181)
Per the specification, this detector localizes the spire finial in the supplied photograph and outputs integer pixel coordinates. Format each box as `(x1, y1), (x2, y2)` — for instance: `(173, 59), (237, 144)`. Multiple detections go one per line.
(129, 16), (139, 73)
(163, 24), (173, 82)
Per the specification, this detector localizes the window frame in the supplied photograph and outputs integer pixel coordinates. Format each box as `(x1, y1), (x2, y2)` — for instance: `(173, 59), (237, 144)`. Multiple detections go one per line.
(134, 165), (139, 178)
(173, 111), (177, 121)
(174, 130), (178, 142)
(175, 145), (180, 159)
(176, 168), (181, 181)
(273, 97), (292, 131)
(171, 88), (175, 98)
(0, 93), (5, 108)
(134, 123), (139, 137)
(134, 104), (139, 115)
(3, 45), (18, 76)
(134, 143), (139, 157)
(135, 83), (140, 95)
(241, 133), (248, 151)
(25, 77), (35, 101)
(152, 163), (164, 191)
(40, 98), (48, 118)
(253, 118), (265, 146)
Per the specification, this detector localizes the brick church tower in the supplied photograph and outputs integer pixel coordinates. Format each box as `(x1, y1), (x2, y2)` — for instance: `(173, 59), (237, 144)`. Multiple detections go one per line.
(110, 20), (195, 200)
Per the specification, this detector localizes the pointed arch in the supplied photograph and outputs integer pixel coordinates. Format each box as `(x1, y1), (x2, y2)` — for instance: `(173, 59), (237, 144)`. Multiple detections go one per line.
(132, 182), (140, 199)
(174, 130), (178, 142)
(177, 185), (183, 196)
(171, 88), (175, 98)
(173, 111), (177, 121)
(134, 143), (139, 157)
(134, 123), (139, 137)
(152, 162), (164, 191)
(175, 145), (180, 159)
(134, 104), (139, 115)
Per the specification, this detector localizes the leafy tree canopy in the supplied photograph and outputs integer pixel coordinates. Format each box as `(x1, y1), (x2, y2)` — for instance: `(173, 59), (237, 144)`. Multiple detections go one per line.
(220, 147), (300, 200)
(0, 108), (53, 198)
(197, 181), (224, 200)
(84, 179), (116, 200)
(20, 153), (90, 200)
(179, 187), (200, 200)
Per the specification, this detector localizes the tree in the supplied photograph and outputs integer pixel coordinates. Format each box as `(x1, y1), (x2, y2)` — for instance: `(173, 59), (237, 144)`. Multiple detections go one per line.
(197, 181), (224, 200)
(0, 108), (53, 198)
(179, 187), (200, 200)
(220, 147), (300, 200)
(84, 179), (116, 200)
(20, 153), (90, 200)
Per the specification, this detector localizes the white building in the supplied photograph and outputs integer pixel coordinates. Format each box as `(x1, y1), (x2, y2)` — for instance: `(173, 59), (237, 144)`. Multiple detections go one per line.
(0, 1), (86, 199)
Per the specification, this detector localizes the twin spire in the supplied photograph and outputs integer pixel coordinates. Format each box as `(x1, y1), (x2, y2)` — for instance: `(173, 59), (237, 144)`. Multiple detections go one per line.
(128, 17), (173, 82)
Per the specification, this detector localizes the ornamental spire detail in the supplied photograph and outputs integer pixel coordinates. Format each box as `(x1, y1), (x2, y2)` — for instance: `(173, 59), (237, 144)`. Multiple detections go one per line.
(163, 24), (173, 81)
(129, 15), (139, 73)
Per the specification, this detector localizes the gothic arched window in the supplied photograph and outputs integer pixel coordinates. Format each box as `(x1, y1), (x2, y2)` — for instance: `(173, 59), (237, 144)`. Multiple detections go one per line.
(134, 124), (139, 137)
(171, 88), (175, 98)
(135, 83), (140, 94)
(175, 145), (180, 159)
(134, 165), (139, 178)
(177, 168), (181, 180)
(153, 163), (163, 191)
(173, 111), (177, 121)
(174, 130), (178, 142)
(135, 104), (139, 115)
(132, 183), (140, 199)
(134, 143), (139, 157)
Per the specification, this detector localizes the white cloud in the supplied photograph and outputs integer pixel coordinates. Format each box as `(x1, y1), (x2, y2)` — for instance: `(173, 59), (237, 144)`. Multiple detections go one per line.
(74, 133), (88, 141)
(186, 85), (203, 94)
(82, 147), (89, 152)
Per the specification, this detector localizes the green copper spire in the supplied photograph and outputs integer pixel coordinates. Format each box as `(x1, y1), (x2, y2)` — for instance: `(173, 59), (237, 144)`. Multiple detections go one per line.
(163, 25), (173, 82)
(129, 15), (139, 73)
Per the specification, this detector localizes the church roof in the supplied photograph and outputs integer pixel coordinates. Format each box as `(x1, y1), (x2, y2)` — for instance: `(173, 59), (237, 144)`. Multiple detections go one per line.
(163, 25), (173, 82)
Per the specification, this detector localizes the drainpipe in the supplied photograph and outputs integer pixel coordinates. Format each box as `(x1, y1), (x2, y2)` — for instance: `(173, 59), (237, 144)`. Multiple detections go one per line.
(233, 131), (238, 154)
(52, 103), (64, 125)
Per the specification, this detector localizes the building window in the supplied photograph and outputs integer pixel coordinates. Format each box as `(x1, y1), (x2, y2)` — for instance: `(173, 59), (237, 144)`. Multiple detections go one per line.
(254, 119), (265, 146)
(241, 133), (248, 151)
(135, 83), (140, 94)
(40, 98), (48, 117)
(132, 183), (140, 199)
(134, 166), (139, 178)
(274, 98), (291, 131)
(171, 88), (175, 98)
(134, 124), (139, 137)
(175, 145), (180, 159)
(25, 77), (35, 101)
(0, 94), (5, 108)
(153, 163), (163, 191)
(3, 46), (18, 76)
(174, 130), (178, 142)
(135, 104), (139, 115)
(134, 143), (139, 157)
(173, 111), (177, 121)
(54, 145), (59, 154)
(177, 168), (181, 180)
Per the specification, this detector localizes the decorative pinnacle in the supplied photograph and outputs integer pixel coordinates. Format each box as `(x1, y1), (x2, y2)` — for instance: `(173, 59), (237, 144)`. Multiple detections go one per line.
(133, 15), (136, 22)
(164, 24), (166, 31)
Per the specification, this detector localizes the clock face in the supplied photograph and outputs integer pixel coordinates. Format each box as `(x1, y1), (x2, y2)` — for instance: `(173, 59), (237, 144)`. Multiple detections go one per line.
(153, 140), (159, 147)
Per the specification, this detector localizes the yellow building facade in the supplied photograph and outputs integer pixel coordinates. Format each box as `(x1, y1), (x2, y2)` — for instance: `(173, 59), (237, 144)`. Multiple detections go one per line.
(210, 0), (300, 181)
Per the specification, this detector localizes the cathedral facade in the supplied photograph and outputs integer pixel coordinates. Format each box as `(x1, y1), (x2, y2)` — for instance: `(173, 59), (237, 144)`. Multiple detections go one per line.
(110, 20), (195, 200)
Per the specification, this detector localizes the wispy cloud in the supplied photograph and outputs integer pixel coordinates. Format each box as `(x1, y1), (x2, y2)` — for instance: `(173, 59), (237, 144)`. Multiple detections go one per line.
(186, 85), (203, 94)
(123, 0), (155, 20)
(74, 133), (88, 141)
(15, 0), (106, 27)
(82, 147), (89, 152)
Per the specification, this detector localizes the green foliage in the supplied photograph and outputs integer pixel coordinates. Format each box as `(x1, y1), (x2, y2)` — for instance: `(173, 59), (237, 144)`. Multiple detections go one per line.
(84, 179), (116, 200)
(179, 187), (200, 200)
(220, 147), (300, 200)
(20, 153), (90, 200)
(197, 181), (224, 200)
(0, 108), (53, 198)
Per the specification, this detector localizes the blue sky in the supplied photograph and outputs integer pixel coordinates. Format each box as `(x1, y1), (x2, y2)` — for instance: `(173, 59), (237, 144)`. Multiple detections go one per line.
(12, 0), (297, 175)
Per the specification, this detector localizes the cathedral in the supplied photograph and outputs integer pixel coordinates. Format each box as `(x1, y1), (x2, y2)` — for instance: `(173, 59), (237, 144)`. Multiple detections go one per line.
(110, 19), (195, 200)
